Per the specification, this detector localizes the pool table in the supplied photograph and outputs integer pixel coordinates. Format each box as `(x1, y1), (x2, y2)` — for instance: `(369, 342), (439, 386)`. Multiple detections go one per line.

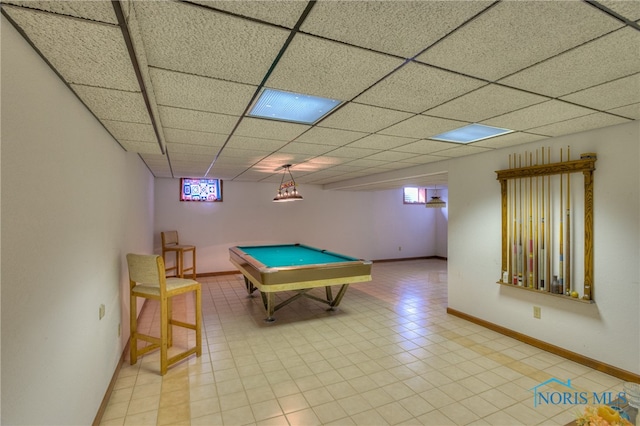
(229, 244), (372, 321)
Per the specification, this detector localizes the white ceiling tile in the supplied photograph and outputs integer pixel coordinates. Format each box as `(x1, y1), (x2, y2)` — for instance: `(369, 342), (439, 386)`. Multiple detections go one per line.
(318, 103), (413, 133)
(435, 145), (493, 158)
(300, 1), (492, 58)
(164, 128), (228, 147)
(294, 127), (368, 146)
(159, 106), (239, 134)
(425, 84), (550, 123)
(355, 62), (486, 113)
(346, 134), (417, 150)
(328, 146), (381, 159)
(4, 6), (139, 90)
(133, 1), (290, 84)
(391, 140), (459, 155)
(225, 135), (289, 152)
(166, 143), (218, 156)
(378, 114), (468, 139)
(607, 103), (640, 120)
(482, 100), (595, 131)
(416, 1), (623, 81)
(150, 68), (257, 116)
(277, 142), (335, 156)
(526, 112), (630, 137)
(233, 117), (310, 141)
(342, 158), (390, 168)
(71, 85), (150, 124)
(191, 0), (308, 28)
(400, 154), (449, 165)
(102, 120), (157, 143)
(471, 132), (548, 149)
(266, 34), (404, 100)
(4, 0), (118, 24)
(119, 140), (162, 154)
(560, 73), (640, 111)
(499, 28), (640, 97)
(596, 1), (640, 20)
(365, 151), (418, 162)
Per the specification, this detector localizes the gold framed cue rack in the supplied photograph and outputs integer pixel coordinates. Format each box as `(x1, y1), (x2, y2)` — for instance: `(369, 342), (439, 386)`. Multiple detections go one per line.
(495, 147), (596, 303)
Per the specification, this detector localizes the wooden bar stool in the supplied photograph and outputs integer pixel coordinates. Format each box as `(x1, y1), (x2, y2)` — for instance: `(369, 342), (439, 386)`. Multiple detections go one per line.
(127, 253), (202, 375)
(161, 231), (196, 279)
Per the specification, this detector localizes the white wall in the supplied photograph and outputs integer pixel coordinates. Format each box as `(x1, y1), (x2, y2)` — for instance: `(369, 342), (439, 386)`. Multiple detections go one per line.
(448, 121), (640, 375)
(154, 180), (446, 273)
(1, 17), (155, 425)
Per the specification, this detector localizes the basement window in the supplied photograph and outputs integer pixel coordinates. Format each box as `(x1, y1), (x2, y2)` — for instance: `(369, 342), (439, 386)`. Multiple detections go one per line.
(403, 187), (426, 204)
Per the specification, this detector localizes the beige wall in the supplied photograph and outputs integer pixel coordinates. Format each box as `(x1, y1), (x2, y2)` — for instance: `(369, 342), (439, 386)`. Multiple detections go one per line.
(1, 16), (155, 425)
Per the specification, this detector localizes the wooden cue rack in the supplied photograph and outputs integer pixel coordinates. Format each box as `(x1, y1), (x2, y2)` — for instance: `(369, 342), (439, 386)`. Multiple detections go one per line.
(495, 150), (596, 302)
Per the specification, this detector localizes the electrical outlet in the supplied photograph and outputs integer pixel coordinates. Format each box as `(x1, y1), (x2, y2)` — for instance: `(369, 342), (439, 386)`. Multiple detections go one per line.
(99, 304), (105, 320)
(533, 306), (541, 319)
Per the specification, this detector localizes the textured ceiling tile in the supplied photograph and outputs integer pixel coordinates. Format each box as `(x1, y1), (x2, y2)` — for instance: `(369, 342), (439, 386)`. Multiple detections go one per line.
(216, 148), (270, 160)
(560, 73), (640, 111)
(499, 28), (640, 97)
(343, 158), (390, 168)
(278, 142), (335, 156)
(471, 132), (548, 149)
(318, 103), (413, 133)
(425, 84), (550, 122)
(233, 117), (310, 141)
(355, 62), (486, 113)
(300, 1), (492, 58)
(225, 135), (289, 152)
(119, 140), (162, 154)
(416, 1), (623, 81)
(4, 6), (139, 90)
(294, 127), (368, 146)
(329, 146), (381, 159)
(365, 151), (418, 162)
(266, 34), (404, 100)
(4, 1), (118, 24)
(150, 68), (256, 116)
(166, 143), (218, 156)
(607, 103), (640, 120)
(482, 100), (595, 131)
(133, 1), (289, 84)
(102, 120), (157, 143)
(378, 114), (468, 139)
(434, 145), (493, 158)
(164, 128), (228, 147)
(526, 112), (630, 137)
(391, 140), (459, 155)
(71, 85), (150, 124)
(597, 0), (640, 20)
(346, 134), (417, 150)
(400, 154), (448, 165)
(191, 0), (309, 28)
(159, 106), (239, 134)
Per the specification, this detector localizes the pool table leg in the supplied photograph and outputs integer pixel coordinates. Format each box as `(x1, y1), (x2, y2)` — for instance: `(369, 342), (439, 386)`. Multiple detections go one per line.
(260, 291), (276, 322)
(328, 284), (350, 310)
(244, 276), (257, 295)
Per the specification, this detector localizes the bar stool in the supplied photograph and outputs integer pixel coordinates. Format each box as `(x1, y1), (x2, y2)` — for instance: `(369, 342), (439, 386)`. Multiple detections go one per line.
(161, 231), (196, 279)
(126, 253), (202, 375)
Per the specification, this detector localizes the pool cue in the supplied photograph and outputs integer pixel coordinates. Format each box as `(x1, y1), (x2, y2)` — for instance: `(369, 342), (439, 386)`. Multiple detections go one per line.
(528, 152), (534, 288)
(547, 147), (552, 292)
(558, 148), (564, 294)
(512, 153), (518, 284)
(539, 148), (546, 290)
(518, 154), (523, 286)
(566, 147), (571, 295)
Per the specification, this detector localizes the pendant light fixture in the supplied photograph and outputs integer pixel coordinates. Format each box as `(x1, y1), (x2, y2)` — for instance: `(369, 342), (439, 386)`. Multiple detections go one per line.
(426, 185), (446, 208)
(273, 164), (303, 202)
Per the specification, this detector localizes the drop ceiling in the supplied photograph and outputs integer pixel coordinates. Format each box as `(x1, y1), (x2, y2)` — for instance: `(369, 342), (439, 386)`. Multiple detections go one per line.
(2, 0), (639, 191)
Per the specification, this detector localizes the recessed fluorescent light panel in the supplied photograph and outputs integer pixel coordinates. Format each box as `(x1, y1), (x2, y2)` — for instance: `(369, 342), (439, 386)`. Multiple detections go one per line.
(249, 88), (341, 124)
(431, 123), (513, 144)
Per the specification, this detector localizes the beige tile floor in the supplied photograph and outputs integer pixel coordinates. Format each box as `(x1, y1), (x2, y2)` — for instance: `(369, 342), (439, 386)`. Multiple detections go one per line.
(101, 259), (626, 425)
